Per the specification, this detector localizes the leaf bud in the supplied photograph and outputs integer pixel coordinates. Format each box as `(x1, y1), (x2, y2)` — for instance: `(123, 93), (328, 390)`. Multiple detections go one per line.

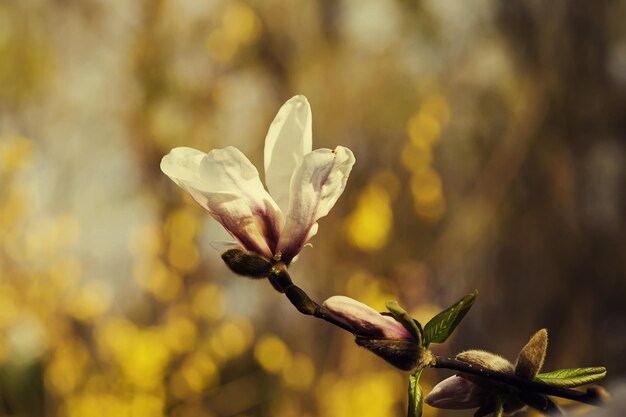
(515, 328), (548, 380)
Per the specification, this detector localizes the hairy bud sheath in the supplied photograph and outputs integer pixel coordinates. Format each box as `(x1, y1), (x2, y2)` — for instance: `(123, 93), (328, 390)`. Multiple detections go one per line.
(221, 248), (273, 278)
(515, 328), (548, 380)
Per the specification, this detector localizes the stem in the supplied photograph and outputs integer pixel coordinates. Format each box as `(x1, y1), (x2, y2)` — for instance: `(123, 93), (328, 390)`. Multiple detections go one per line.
(273, 267), (355, 333)
(433, 356), (604, 406)
(271, 267), (605, 409)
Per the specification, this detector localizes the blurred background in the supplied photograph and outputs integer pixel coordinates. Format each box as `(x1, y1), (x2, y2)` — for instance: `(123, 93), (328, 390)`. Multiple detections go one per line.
(1, 0), (625, 416)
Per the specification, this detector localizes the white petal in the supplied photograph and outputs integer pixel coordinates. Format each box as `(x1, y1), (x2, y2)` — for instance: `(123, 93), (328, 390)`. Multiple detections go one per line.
(161, 146), (283, 259)
(160, 147), (206, 186)
(277, 146), (355, 263)
(264, 95), (313, 213)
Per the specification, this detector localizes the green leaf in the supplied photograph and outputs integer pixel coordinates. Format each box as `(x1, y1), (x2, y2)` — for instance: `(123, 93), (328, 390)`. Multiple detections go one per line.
(386, 300), (423, 347)
(407, 369), (424, 417)
(423, 291), (477, 346)
(534, 367), (607, 388)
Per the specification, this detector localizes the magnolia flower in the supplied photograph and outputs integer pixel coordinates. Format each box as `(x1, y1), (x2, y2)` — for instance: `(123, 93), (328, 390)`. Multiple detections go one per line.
(160, 96), (355, 265)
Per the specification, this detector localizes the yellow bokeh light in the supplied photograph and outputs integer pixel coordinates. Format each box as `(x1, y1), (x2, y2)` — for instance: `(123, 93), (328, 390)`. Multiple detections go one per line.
(130, 394), (164, 417)
(254, 334), (291, 374)
(210, 318), (254, 361)
(407, 111), (441, 147)
(410, 304), (442, 328)
(167, 240), (200, 273)
(66, 280), (113, 322)
(206, 29), (238, 62)
(170, 352), (219, 400)
(163, 316), (197, 353)
(192, 283), (225, 321)
(410, 169), (446, 222)
(222, 2), (261, 45)
(0, 185), (28, 235)
(165, 208), (198, 243)
(171, 402), (214, 417)
(96, 319), (171, 390)
(318, 372), (403, 417)
(133, 259), (182, 302)
(421, 93), (451, 124)
(345, 184), (393, 252)
(49, 257), (82, 290)
(415, 198), (446, 223)
(23, 215), (80, 262)
(129, 224), (163, 258)
(345, 271), (397, 312)
(0, 289), (19, 327)
(401, 141), (433, 173)
(0, 135), (35, 172)
(282, 353), (315, 391)
(63, 392), (165, 417)
(410, 170), (443, 205)
(148, 100), (190, 150)
(45, 340), (89, 395)
(370, 171), (401, 199)
(121, 331), (170, 390)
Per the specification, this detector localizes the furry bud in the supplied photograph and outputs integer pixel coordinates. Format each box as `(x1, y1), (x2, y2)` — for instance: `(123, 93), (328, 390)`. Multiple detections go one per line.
(356, 338), (433, 371)
(221, 248), (273, 277)
(515, 328), (548, 380)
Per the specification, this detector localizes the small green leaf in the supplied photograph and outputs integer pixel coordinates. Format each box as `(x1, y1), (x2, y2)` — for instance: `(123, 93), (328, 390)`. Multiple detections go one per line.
(386, 300), (423, 347)
(407, 369), (424, 417)
(423, 291), (477, 346)
(534, 367), (607, 388)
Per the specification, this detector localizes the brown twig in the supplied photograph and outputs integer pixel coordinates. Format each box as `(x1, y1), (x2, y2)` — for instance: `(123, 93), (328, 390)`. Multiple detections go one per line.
(433, 356), (605, 406)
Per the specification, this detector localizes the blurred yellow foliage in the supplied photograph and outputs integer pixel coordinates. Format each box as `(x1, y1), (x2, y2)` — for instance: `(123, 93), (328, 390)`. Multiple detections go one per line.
(318, 371), (403, 417)
(0, 135), (35, 172)
(345, 271), (397, 311)
(209, 318), (254, 362)
(345, 183), (393, 251)
(65, 280), (113, 321)
(64, 392), (165, 417)
(282, 353), (315, 391)
(254, 333), (291, 374)
(206, 2), (261, 62)
(0, 1), (619, 416)
(192, 283), (225, 321)
(45, 340), (89, 395)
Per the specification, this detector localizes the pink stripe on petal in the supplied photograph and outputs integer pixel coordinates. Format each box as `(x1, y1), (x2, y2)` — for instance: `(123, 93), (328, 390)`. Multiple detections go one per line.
(161, 146), (283, 259)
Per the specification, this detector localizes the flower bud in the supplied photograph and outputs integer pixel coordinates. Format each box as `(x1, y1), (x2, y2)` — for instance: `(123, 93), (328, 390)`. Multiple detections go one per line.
(323, 296), (414, 340)
(425, 375), (488, 409)
(221, 248), (273, 277)
(323, 296), (430, 371)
